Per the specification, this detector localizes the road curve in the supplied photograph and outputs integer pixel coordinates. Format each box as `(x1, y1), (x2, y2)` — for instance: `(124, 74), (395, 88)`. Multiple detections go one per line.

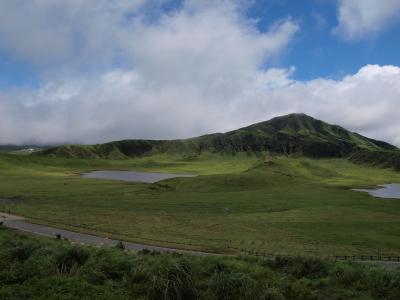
(1, 212), (400, 270)
(0, 212), (211, 256)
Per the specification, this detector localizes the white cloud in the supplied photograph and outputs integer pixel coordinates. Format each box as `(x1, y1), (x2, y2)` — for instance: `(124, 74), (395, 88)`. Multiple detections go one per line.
(0, 0), (297, 78)
(273, 65), (400, 146)
(0, 0), (145, 73)
(0, 1), (399, 148)
(334, 0), (400, 39)
(0, 0), (299, 144)
(1, 64), (400, 147)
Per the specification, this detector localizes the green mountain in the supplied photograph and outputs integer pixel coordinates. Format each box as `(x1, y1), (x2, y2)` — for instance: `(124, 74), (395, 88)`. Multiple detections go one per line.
(37, 114), (399, 165)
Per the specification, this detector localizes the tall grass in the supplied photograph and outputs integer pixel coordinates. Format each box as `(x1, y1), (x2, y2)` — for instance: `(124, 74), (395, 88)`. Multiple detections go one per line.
(2, 228), (399, 299)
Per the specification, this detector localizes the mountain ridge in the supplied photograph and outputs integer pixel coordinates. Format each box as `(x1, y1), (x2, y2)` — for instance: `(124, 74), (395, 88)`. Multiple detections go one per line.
(37, 113), (399, 165)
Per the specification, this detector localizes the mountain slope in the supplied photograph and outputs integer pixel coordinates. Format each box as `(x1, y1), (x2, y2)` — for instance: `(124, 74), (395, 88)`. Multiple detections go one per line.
(37, 113), (398, 160)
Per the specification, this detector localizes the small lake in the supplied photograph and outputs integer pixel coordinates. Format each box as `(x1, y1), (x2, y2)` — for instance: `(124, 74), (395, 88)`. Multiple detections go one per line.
(353, 184), (400, 199)
(81, 170), (196, 183)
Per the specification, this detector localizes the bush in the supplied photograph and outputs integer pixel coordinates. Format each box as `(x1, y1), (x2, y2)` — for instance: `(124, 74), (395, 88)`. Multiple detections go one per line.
(269, 256), (328, 279)
(55, 246), (90, 275)
(207, 271), (256, 300)
(3, 238), (39, 262)
(0, 239), (50, 284)
(262, 286), (286, 300)
(148, 259), (197, 300)
(79, 249), (132, 284)
(367, 268), (400, 299)
(138, 248), (152, 255)
(280, 280), (317, 300)
(330, 263), (365, 287)
(127, 265), (152, 298)
(22, 247), (57, 279)
(115, 241), (125, 250)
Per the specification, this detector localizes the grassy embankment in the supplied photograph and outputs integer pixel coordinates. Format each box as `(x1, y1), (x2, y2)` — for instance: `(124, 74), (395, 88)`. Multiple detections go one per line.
(1, 152), (400, 256)
(0, 227), (399, 300)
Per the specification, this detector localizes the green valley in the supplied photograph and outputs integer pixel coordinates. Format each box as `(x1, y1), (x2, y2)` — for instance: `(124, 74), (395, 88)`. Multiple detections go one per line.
(1, 114), (400, 258)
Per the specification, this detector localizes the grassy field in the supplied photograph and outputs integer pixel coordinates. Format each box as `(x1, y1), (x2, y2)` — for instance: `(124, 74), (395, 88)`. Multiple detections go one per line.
(1, 152), (400, 256)
(1, 227), (399, 300)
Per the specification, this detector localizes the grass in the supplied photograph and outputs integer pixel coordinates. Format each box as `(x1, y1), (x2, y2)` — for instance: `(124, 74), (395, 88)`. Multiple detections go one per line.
(1, 152), (400, 256)
(0, 227), (399, 300)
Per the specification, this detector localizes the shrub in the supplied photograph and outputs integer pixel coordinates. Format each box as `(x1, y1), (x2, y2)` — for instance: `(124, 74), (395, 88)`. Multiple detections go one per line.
(280, 280), (317, 300)
(22, 247), (58, 279)
(3, 239), (39, 262)
(330, 263), (365, 287)
(148, 259), (197, 300)
(262, 286), (286, 300)
(127, 265), (151, 298)
(138, 248), (152, 255)
(269, 256), (328, 279)
(207, 271), (256, 300)
(138, 249), (162, 256)
(0, 240), (49, 284)
(115, 241), (125, 250)
(55, 246), (90, 275)
(79, 249), (132, 284)
(367, 268), (400, 299)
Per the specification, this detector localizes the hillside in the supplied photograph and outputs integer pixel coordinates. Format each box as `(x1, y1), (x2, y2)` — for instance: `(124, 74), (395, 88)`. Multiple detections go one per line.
(0, 145), (47, 153)
(37, 113), (399, 160)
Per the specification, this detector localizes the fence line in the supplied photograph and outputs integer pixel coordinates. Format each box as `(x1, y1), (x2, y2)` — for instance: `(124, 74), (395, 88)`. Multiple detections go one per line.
(333, 255), (400, 262)
(230, 246), (400, 262)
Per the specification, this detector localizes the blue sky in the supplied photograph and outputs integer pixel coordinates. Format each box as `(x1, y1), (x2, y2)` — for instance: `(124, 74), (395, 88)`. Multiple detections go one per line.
(1, 0), (400, 87)
(247, 0), (400, 80)
(0, 0), (400, 145)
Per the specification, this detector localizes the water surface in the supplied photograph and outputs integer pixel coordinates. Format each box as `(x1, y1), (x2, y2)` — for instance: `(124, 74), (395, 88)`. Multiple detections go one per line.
(353, 184), (400, 199)
(81, 170), (196, 183)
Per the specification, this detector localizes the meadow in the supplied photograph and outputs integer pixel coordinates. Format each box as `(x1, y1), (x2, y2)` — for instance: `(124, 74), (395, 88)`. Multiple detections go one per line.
(1, 152), (400, 256)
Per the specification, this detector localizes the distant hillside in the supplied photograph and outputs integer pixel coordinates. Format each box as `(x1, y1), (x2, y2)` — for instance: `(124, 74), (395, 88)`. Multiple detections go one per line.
(0, 145), (48, 154)
(37, 114), (399, 162)
(349, 149), (400, 171)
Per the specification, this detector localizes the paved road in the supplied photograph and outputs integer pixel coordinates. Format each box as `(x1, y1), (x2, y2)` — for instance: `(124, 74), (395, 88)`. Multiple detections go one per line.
(363, 260), (400, 270)
(0, 212), (208, 255)
(1, 212), (400, 269)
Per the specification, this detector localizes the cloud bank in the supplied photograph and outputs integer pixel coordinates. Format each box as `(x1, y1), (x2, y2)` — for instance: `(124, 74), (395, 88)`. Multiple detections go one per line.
(334, 0), (400, 39)
(0, 1), (399, 147)
(1, 63), (400, 146)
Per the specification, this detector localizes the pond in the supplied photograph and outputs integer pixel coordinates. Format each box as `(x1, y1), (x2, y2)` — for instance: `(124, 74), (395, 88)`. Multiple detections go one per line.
(353, 184), (400, 199)
(81, 170), (196, 183)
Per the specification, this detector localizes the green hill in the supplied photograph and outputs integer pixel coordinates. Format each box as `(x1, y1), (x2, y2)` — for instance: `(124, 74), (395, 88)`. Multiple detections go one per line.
(37, 113), (399, 161)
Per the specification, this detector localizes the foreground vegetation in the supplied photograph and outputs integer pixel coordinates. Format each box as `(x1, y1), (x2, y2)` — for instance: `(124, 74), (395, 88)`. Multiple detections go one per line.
(0, 227), (399, 300)
(1, 151), (400, 256)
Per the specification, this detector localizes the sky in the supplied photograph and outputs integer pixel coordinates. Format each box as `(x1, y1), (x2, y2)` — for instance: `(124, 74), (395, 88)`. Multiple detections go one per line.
(0, 0), (400, 146)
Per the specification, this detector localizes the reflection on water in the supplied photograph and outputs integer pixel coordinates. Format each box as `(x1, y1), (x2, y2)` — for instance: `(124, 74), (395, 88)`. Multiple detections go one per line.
(353, 184), (400, 199)
(81, 170), (196, 183)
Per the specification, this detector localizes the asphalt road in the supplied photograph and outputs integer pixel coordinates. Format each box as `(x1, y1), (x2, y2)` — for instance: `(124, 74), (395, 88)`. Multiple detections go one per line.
(0, 212), (207, 255)
(1, 212), (400, 269)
